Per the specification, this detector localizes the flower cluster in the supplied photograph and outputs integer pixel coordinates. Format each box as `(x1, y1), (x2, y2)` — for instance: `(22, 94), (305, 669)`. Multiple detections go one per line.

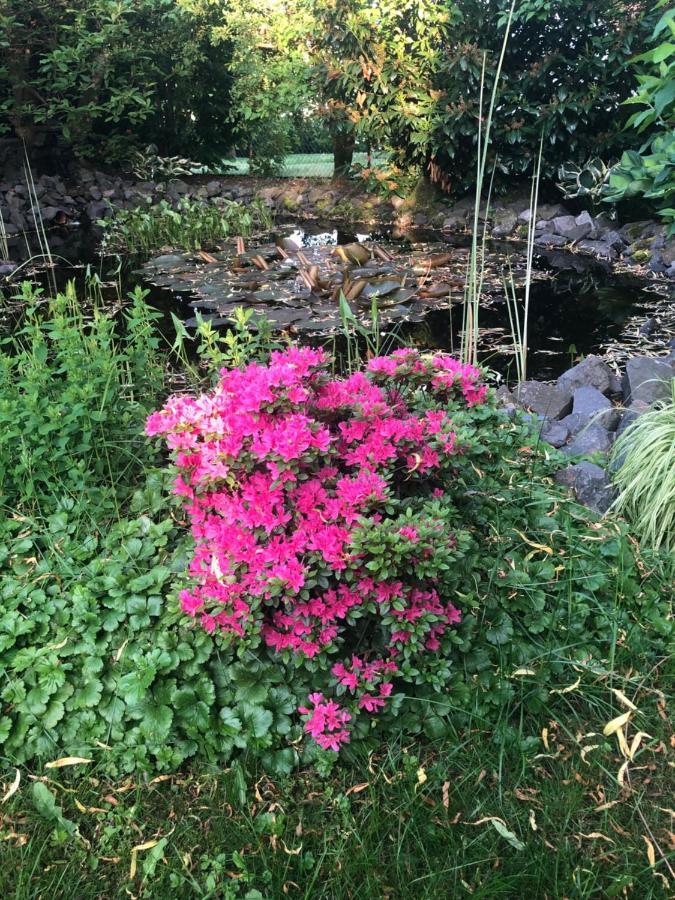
(147, 347), (487, 750)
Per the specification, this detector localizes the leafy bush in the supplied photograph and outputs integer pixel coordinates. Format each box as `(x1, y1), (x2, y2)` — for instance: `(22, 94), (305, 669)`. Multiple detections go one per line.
(100, 197), (273, 254)
(611, 380), (675, 552)
(0, 0), (235, 162)
(557, 158), (611, 209)
(147, 346), (671, 756)
(426, 0), (655, 194)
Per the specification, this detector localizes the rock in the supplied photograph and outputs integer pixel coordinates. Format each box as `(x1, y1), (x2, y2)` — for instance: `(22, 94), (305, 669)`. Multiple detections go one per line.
(206, 180), (221, 197)
(555, 462), (615, 514)
(662, 240), (675, 266)
(622, 357), (674, 405)
(572, 386), (619, 430)
(551, 213), (593, 242)
(534, 232), (568, 247)
(495, 385), (516, 413)
(603, 230), (625, 249)
(615, 401), (650, 439)
(40, 206), (61, 222)
(558, 412), (591, 436)
(638, 317), (657, 336)
(442, 212), (467, 230)
(563, 422), (613, 457)
(556, 355), (613, 397)
(540, 420), (570, 448)
(413, 212), (428, 225)
(608, 371), (623, 396)
(514, 380), (572, 418)
(575, 239), (616, 259)
(491, 210), (517, 237)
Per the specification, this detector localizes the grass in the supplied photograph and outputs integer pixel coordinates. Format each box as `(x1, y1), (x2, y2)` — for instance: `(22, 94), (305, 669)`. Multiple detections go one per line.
(222, 153), (387, 178)
(2, 670), (673, 898)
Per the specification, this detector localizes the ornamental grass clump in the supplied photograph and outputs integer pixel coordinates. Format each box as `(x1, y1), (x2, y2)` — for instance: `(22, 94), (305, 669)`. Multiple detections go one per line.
(146, 347), (487, 750)
(611, 381), (675, 552)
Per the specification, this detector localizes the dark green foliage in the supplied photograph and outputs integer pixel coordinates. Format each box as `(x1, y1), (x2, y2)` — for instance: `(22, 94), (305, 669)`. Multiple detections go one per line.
(427, 0), (656, 194)
(0, 0), (234, 163)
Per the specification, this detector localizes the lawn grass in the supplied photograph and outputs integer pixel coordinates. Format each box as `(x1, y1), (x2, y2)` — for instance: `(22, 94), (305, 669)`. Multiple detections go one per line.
(223, 153), (387, 178)
(2, 667), (673, 899)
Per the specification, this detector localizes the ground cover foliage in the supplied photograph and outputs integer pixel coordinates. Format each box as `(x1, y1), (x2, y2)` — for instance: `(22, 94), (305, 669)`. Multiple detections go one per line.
(0, 291), (672, 895)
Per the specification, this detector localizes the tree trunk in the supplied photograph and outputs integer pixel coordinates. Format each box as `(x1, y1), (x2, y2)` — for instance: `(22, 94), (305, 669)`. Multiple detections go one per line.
(332, 129), (355, 177)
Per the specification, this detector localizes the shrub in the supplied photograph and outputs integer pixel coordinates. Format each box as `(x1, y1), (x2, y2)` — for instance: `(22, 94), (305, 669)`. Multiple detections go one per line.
(147, 347), (671, 756)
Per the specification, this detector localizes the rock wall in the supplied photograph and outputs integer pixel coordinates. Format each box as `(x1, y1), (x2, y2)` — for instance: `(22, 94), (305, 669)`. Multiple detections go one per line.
(1, 167), (674, 281)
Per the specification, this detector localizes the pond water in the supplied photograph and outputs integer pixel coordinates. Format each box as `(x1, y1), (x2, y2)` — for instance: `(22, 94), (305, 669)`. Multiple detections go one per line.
(3, 221), (673, 381)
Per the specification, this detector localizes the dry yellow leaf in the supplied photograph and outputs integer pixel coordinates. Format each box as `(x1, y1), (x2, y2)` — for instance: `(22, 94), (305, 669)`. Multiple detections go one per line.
(529, 810), (538, 832)
(611, 689), (638, 711)
(512, 668), (536, 677)
(617, 760), (630, 787)
(1, 768), (20, 803)
(629, 731), (651, 760)
(550, 677), (581, 695)
(416, 767), (427, 786)
(603, 711), (632, 736)
(345, 782), (369, 796)
(581, 744), (600, 764)
(45, 757), (92, 769)
(129, 840), (160, 879)
(643, 835), (656, 867)
(542, 728), (549, 751)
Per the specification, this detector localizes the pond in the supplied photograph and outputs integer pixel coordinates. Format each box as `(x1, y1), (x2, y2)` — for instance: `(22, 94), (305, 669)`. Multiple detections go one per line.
(3, 220), (673, 381)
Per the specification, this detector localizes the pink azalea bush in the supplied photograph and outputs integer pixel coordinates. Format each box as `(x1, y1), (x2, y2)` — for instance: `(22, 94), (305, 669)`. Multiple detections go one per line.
(146, 346), (488, 751)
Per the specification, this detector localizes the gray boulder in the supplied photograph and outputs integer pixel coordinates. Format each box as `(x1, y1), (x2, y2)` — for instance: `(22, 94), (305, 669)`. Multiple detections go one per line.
(514, 380), (572, 419)
(556, 355), (613, 396)
(572, 386), (619, 430)
(534, 232), (568, 247)
(575, 239), (617, 260)
(540, 420), (570, 448)
(622, 357), (674, 406)
(558, 412), (590, 436)
(492, 211), (518, 237)
(563, 423), (613, 457)
(555, 462), (615, 514)
(551, 212), (593, 242)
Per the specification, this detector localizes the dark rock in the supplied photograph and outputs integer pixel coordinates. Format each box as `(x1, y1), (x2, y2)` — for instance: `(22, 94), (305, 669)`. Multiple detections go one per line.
(551, 212), (593, 241)
(413, 212), (428, 225)
(563, 422), (613, 457)
(206, 180), (221, 197)
(602, 229), (625, 249)
(575, 239), (616, 260)
(534, 232), (568, 247)
(0, 262), (17, 276)
(556, 355), (613, 396)
(555, 462), (615, 513)
(572, 386), (619, 429)
(558, 413), (592, 436)
(491, 210), (517, 237)
(638, 317), (658, 336)
(40, 206), (61, 222)
(615, 401), (650, 438)
(514, 380), (572, 418)
(622, 357), (674, 405)
(89, 186), (102, 201)
(540, 420), (570, 448)
(608, 371), (623, 396)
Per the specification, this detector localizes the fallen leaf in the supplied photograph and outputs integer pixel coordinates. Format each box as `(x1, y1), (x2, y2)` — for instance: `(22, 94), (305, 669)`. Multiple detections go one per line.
(611, 689), (638, 711)
(130, 840), (160, 879)
(581, 745), (600, 764)
(603, 711), (632, 736)
(416, 767), (427, 787)
(281, 840), (302, 855)
(529, 810), (537, 832)
(442, 781), (450, 810)
(578, 832), (615, 843)
(1, 769), (20, 803)
(643, 835), (656, 867)
(550, 677), (581, 695)
(617, 760), (630, 786)
(512, 668), (536, 677)
(345, 782), (369, 796)
(45, 757), (92, 769)
(542, 728), (549, 751)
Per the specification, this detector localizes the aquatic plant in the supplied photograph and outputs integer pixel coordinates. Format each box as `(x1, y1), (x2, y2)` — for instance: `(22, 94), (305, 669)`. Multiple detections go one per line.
(100, 196), (273, 254)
